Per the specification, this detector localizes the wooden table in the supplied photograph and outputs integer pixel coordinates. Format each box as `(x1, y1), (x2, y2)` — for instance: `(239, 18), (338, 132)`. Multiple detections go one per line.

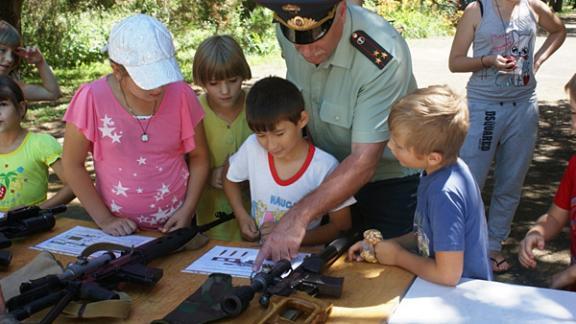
(4, 218), (414, 323)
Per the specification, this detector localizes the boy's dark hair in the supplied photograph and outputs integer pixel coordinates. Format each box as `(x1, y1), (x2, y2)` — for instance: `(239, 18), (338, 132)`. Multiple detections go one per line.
(246, 77), (305, 132)
(0, 75), (26, 117)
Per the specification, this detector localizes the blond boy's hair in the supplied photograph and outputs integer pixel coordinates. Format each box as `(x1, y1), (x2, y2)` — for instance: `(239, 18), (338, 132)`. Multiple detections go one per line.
(389, 85), (469, 164)
(565, 73), (576, 101)
(192, 35), (251, 87)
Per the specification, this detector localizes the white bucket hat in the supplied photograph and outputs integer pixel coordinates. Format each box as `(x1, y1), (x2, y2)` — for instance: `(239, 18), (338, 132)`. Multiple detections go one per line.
(106, 14), (183, 90)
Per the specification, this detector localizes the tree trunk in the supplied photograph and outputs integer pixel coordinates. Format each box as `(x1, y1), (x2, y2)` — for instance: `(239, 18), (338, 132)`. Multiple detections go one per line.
(0, 0), (24, 32)
(548, 0), (563, 12)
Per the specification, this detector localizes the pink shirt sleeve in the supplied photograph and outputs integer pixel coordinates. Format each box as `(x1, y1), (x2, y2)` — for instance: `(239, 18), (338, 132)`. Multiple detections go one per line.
(63, 78), (120, 161)
(64, 82), (97, 141)
(63, 81), (102, 158)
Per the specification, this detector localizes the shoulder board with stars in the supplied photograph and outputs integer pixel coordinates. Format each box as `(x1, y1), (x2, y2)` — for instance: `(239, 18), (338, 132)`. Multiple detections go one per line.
(350, 30), (392, 70)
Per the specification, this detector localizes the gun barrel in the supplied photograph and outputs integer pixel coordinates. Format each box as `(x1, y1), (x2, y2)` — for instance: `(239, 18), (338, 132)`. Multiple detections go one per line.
(0, 205), (64, 239)
(317, 236), (353, 268)
(139, 214), (235, 263)
(195, 212), (235, 233)
(10, 290), (68, 321)
(60, 252), (116, 281)
(137, 227), (195, 263)
(299, 236), (354, 274)
(41, 205), (67, 216)
(221, 259), (292, 315)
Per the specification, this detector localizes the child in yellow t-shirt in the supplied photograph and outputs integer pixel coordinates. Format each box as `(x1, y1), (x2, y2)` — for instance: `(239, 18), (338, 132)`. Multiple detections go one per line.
(0, 76), (73, 211)
(192, 35), (252, 241)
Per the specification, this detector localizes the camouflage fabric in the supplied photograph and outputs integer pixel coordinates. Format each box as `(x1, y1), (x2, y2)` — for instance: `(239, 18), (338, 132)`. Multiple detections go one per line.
(152, 273), (235, 324)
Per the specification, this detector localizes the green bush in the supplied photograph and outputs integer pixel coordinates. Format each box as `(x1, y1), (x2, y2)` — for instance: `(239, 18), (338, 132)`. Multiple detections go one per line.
(370, 0), (456, 38)
(389, 9), (454, 38)
(20, 0), (277, 71)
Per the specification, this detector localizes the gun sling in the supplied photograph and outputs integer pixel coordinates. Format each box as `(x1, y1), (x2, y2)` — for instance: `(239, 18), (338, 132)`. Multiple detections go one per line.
(0, 251), (63, 300)
(62, 292), (131, 319)
(1, 250), (132, 319)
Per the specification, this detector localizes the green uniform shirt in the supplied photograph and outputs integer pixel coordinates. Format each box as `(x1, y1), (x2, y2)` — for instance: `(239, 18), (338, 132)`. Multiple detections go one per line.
(278, 5), (418, 181)
(196, 93), (252, 241)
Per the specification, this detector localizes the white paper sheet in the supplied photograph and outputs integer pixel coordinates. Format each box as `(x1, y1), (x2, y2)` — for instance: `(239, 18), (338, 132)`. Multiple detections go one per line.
(183, 245), (309, 278)
(32, 225), (154, 257)
(389, 277), (576, 324)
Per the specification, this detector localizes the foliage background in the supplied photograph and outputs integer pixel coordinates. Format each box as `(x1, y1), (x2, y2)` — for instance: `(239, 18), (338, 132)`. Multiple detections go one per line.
(20, 0), (457, 76)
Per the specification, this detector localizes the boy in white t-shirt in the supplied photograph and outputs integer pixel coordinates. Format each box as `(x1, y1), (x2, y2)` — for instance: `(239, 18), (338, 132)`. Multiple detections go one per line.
(224, 77), (355, 245)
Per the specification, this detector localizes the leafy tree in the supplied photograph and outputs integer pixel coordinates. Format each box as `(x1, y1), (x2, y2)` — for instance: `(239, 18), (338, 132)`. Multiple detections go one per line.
(0, 0), (23, 31)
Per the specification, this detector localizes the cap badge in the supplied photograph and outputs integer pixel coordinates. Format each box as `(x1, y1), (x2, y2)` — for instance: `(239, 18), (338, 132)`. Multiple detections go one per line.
(287, 16), (317, 29)
(282, 4), (301, 14)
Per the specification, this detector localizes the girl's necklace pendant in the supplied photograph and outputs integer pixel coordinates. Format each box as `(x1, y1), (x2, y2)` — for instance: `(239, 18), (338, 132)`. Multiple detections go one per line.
(141, 133), (149, 142)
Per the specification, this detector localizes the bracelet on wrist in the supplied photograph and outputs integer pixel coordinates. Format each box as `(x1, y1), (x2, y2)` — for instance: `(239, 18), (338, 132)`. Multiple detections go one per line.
(360, 229), (383, 263)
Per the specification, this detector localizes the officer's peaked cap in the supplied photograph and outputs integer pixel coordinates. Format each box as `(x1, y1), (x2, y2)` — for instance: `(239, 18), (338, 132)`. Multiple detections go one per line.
(256, 0), (342, 44)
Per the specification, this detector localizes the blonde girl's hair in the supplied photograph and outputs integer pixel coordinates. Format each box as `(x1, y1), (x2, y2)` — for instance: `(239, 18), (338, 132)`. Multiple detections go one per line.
(389, 85), (469, 164)
(0, 20), (22, 74)
(192, 35), (251, 87)
(565, 73), (576, 101)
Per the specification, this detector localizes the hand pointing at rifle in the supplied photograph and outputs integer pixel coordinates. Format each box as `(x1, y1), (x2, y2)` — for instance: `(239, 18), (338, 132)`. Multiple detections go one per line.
(253, 211), (307, 270)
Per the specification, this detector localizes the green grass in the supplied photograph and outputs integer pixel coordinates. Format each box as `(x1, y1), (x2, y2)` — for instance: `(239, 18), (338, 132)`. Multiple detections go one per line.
(24, 47), (284, 125)
(55, 61), (112, 96)
(23, 61), (110, 125)
(559, 4), (576, 16)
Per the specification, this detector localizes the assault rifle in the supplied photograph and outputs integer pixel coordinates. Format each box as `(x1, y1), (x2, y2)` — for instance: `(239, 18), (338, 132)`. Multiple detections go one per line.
(6, 212), (234, 323)
(0, 205), (65, 266)
(221, 234), (356, 317)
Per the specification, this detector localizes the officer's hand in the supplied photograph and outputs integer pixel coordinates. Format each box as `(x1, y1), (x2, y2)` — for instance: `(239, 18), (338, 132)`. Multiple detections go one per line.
(253, 214), (306, 270)
(259, 221), (276, 244)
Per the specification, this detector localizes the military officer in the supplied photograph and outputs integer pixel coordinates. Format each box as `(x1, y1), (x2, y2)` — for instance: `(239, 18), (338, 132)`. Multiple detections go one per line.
(254, 0), (419, 268)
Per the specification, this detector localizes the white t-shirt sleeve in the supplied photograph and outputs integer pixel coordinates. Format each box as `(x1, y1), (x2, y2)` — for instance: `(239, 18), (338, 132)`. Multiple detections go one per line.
(226, 134), (255, 183)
